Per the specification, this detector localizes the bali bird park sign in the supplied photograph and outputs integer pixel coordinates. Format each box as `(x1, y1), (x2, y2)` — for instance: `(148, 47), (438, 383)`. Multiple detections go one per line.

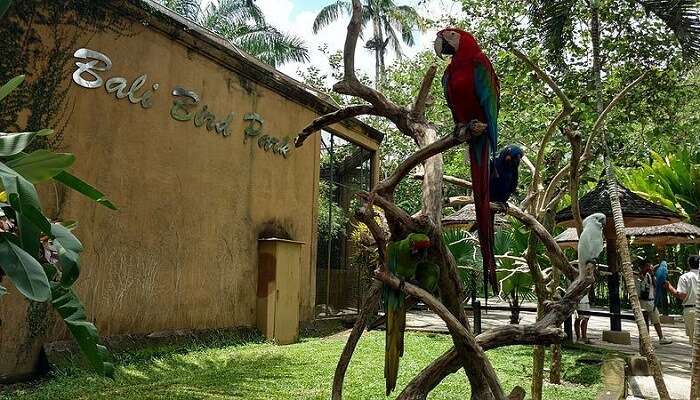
(0, 0), (381, 382)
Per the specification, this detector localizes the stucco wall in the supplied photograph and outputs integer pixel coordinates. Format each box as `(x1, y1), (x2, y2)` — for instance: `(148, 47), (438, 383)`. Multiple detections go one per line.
(0, 3), (377, 381)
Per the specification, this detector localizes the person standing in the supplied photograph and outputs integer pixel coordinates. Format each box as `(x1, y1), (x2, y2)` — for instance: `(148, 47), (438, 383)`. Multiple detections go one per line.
(666, 255), (699, 345)
(575, 294), (591, 344)
(638, 261), (672, 344)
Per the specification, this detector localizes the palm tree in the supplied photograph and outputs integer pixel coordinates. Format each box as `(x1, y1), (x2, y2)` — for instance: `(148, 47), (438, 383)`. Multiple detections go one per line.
(160, 0), (309, 67)
(531, 1), (700, 399)
(312, 0), (425, 86)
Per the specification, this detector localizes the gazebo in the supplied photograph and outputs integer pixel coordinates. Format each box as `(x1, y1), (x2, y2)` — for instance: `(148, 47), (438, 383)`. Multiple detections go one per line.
(555, 221), (700, 248)
(443, 204), (507, 230)
(555, 179), (682, 342)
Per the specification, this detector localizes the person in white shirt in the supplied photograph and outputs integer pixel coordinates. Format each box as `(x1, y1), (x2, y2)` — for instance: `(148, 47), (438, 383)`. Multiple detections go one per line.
(637, 261), (672, 344)
(665, 255), (699, 345)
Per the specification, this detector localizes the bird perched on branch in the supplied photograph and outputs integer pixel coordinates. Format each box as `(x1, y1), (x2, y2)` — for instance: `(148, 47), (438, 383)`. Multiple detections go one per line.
(577, 213), (606, 277)
(490, 145), (524, 205)
(435, 28), (500, 292)
(384, 233), (433, 395)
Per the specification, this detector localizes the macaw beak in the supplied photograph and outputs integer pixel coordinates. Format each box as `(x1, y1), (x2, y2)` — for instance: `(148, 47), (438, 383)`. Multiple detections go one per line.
(434, 34), (445, 59)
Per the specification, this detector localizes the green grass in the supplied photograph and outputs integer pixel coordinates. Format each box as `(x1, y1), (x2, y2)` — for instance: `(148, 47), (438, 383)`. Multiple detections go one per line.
(1, 331), (605, 400)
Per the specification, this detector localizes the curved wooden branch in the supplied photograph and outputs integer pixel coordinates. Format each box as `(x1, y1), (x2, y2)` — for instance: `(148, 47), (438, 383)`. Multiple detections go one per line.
(413, 173), (472, 189)
(509, 47), (573, 111)
(411, 64), (438, 121)
(295, 105), (378, 147)
(374, 121), (486, 197)
(374, 269), (507, 400)
(582, 70), (650, 159)
(357, 191), (417, 235)
(565, 128), (584, 234)
(331, 280), (383, 400)
(399, 262), (596, 397)
(496, 203), (577, 280)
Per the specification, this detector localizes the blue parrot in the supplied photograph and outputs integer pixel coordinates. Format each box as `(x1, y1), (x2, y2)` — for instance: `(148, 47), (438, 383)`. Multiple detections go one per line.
(655, 260), (669, 309)
(490, 145), (524, 204)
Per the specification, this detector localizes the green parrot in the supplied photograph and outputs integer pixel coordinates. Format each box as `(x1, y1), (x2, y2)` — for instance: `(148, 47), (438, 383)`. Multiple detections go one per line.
(415, 261), (440, 294)
(384, 233), (432, 395)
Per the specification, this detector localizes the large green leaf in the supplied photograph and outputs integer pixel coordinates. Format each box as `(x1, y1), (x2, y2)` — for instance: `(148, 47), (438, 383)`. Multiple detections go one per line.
(0, 0), (11, 19)
(0, 164), (45, 255)
(0, 132), (39, 156)
(53, 171), (117, 210)
(51, 223), (83, 287)
(7, 150), (76, 183)
(51, 284), (114, 377)
(0, 74), (22, 102)
(0, 236), (50, 301)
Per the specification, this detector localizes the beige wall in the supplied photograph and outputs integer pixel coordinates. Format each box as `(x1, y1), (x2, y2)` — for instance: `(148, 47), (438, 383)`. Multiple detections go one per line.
(0, 7), (377, 380)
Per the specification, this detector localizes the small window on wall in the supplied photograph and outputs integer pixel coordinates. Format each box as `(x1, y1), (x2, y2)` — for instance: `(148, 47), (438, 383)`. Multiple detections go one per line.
(316, 130), (373, 317)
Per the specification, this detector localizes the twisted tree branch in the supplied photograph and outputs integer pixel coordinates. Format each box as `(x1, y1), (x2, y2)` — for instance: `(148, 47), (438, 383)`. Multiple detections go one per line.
(295, 105), (378, 147)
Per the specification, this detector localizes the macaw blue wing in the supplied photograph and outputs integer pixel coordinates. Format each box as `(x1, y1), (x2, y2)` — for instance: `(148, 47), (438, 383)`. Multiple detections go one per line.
(473, 54), (500, 162)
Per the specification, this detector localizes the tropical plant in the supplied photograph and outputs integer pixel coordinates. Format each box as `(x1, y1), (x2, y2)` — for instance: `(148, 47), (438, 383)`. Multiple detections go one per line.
(494, 221), (537, 324)
(444, 219), (538, 323)
(160, 0), (309, 67)
(312, 0), (425, 86)
(0, 0), (115, 377)
(620, 149), (700, 225)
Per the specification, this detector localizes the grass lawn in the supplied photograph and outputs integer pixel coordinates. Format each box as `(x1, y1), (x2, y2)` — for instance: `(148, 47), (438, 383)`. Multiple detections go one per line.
(1, 330), (605, 400)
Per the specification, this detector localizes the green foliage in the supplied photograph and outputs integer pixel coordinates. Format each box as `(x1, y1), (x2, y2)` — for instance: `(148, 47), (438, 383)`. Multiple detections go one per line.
(0, 18), (115, 377)
(619, 148), (700, 225)
(160, 0), (309, 67)
(0, 332), (604, 400)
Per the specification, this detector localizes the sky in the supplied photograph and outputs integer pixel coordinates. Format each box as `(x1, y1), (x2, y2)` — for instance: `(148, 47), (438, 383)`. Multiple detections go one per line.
(203, 0), (465, 83)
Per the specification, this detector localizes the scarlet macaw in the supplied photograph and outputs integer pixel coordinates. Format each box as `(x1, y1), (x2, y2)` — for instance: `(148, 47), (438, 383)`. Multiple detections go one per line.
(435, 28), (500, 292)
(383, 233), (431, 395)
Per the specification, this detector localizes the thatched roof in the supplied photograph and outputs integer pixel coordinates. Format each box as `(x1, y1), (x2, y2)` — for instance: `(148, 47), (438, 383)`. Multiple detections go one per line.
(555, 180), (681, 227)
(443, 204), (507, 229)
(555, 221), (700, 248)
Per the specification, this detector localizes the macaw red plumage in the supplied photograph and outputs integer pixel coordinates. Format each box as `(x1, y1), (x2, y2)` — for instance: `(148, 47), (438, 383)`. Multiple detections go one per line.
(435, 28), (500, 292)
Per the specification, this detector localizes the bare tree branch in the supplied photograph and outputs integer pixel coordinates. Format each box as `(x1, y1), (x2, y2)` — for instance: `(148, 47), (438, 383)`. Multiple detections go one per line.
(411, 64), (438, 121)
(375, 121), (486, 197)
(413, 173), (473, 188)
(374, 269), (507, 400)
(582, 70), (651, 158)
(399, 262), (596, 397)
(331, 281), (383, 400)
(295, 105), (378, 147)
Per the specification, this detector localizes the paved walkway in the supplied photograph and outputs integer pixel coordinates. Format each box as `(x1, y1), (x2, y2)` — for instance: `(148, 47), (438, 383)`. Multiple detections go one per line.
(404, 301), (694, 379)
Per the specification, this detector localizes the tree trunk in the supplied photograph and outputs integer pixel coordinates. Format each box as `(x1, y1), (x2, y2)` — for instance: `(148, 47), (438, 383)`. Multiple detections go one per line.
(690, 288), (700, 400)
(531, 300), (546, 400)
(548, 261), (562, 384)
(550, 344), (562, 384)
(510, 291), (520, 324)
(602, 161), (670, 399)
(372, 16), (381, 88)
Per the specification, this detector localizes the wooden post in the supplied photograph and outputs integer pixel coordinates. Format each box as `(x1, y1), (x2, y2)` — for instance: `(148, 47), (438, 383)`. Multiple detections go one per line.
(606, 225), (622, 331)
(564, 314), (573, 343)
(473, 300), (482, 335)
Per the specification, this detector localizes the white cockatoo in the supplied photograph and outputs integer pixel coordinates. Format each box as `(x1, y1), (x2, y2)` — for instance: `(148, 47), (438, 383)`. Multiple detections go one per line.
(577, 213), (607, 278)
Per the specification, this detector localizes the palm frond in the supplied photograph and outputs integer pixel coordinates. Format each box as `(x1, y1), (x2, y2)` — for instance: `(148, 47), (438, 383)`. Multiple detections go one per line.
(313, 1), (353, 34)
(232, 24), (310, 67)
(637, 0), (700, 62)
(201, 0), (264, 30)
(529, 0), (576, 57)
(161, 0), (201, 21)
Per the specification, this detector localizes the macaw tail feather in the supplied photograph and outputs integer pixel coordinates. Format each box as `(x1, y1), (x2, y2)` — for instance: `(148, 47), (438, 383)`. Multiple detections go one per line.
(470, 139), (498, 292)
(384, 289), (405, 396)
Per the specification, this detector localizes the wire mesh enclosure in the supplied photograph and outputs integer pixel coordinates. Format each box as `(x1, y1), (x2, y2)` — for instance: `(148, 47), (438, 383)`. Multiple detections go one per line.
(315, 131), (374, 317)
